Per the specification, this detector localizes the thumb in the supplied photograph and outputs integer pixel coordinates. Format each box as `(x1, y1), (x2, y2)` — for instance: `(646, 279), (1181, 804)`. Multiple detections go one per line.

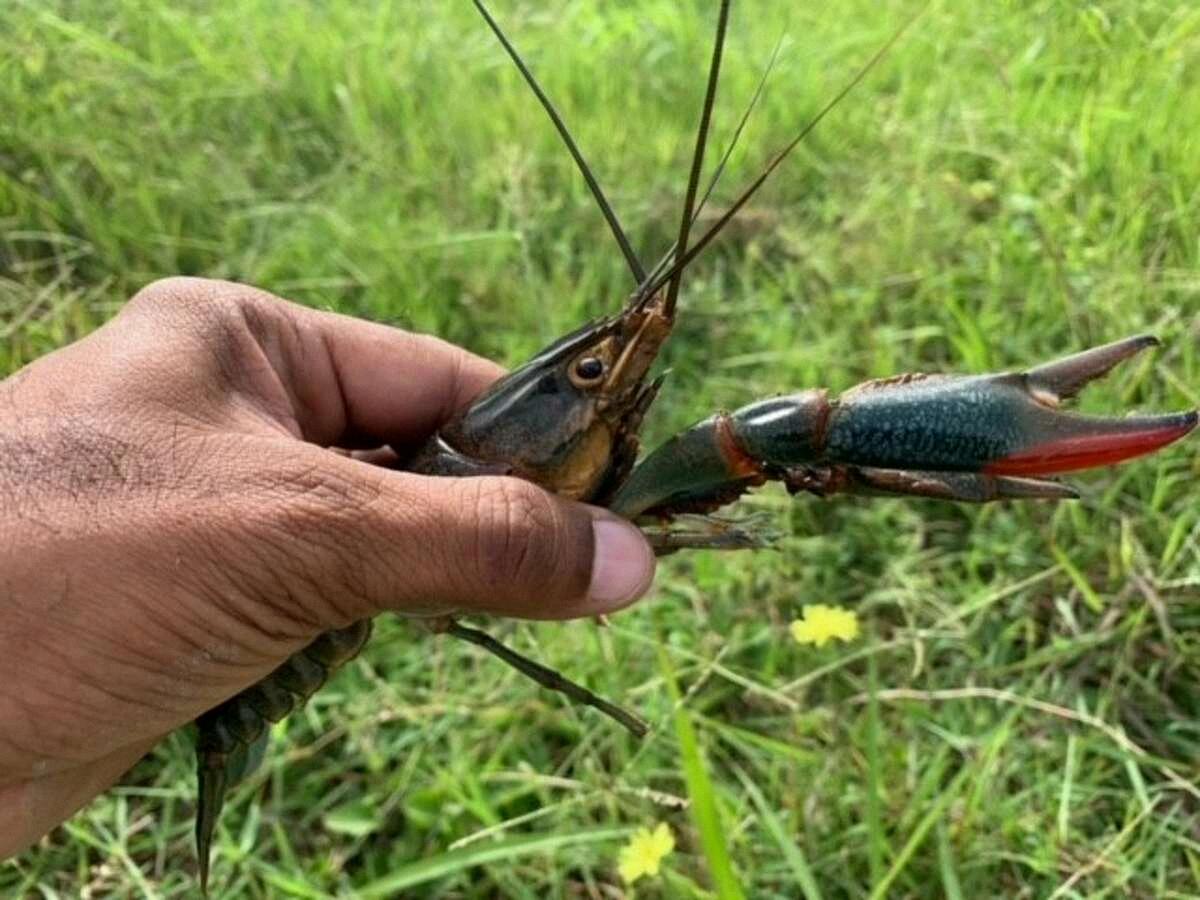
(244, 452), (657, 624)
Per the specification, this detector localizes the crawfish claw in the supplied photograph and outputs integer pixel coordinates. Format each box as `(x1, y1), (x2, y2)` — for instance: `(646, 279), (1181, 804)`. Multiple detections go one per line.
(828, 335), (1197, 478)
(611, 336), (1195, 519)
(986, 334), (1196, 476)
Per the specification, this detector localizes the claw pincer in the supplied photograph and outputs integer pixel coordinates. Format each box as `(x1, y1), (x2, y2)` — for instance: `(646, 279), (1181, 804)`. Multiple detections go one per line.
(612, 335), (1197, 518)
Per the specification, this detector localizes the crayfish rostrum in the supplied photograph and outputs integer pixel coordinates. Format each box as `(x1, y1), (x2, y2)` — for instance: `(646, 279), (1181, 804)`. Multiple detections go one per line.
(191, 0), (1197, 891)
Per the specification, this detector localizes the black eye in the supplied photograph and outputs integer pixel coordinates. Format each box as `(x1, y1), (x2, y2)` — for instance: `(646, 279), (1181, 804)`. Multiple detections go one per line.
(574, 356), (605, 381)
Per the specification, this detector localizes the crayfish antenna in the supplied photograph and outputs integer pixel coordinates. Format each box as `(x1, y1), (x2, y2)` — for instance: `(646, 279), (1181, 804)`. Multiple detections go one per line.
(650, 5), (926, 295)
(641, 35), (784, 296)
(663, 0), (732, 318)
(472, 0), (646, 284)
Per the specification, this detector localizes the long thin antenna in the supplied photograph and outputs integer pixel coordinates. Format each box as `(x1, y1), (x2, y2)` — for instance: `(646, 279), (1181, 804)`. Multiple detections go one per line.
(473, 0), (647, 283)
(649, 9), (922, 297)
(662, 0), (732, 317)
(641, 33), (783, 295)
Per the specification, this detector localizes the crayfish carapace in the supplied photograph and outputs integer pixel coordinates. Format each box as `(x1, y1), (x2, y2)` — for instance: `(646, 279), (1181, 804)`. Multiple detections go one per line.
(191, 1), (1196, 890)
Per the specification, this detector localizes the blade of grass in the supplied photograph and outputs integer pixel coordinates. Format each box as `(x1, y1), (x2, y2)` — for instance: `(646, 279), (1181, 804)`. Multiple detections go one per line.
(659, 647), (746, 900)
(1051, 545), (1103, 613)
(731, 763), (823, 900)
(356, 826), (631, 897)
(699, 713), (820, 766)
(868, 764), (973, 900)
(1057, 733), (1077, 844)
(866, 644), (885, 888)
(936, 819), (963, 900)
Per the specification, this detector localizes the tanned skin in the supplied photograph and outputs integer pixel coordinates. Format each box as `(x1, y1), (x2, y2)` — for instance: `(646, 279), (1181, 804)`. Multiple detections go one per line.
(0, 277), (655, 858)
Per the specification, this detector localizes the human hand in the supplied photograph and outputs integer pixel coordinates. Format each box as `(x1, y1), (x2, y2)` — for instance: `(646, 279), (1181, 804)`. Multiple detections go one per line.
(0, 277), (656, 857)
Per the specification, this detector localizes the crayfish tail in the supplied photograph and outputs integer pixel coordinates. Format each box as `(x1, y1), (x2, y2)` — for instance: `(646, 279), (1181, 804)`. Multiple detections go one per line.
(195, 751), (228, 898)
(188, 620), (375, 890)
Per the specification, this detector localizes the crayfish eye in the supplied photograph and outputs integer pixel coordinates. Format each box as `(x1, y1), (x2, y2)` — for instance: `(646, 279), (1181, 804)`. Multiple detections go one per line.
(572, 356), (606, 385)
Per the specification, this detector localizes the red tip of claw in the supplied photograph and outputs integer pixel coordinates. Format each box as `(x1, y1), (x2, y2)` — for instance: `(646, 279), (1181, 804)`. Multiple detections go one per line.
(984, 411), (1198, 476)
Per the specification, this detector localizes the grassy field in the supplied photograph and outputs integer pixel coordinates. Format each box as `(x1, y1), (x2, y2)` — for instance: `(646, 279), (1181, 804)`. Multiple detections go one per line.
(3, 0), (1199, 896)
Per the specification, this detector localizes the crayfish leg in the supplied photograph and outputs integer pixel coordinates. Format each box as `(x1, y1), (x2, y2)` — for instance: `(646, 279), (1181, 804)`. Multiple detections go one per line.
(783, 465), (1079, 503)
(445, 620), (649, 737)
(638, 512), (778, 555)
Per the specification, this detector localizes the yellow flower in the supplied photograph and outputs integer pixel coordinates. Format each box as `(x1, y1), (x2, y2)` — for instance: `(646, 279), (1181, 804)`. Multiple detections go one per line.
(790, 604), (860, 647)
(618, 822), (675, 884)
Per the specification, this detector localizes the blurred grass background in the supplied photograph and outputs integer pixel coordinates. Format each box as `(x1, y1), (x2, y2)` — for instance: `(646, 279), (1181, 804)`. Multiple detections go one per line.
(2, 0), (1199, 896)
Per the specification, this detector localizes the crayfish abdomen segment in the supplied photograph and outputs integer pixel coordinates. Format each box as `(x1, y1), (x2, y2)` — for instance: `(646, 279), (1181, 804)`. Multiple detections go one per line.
(193, 619), (372, 894)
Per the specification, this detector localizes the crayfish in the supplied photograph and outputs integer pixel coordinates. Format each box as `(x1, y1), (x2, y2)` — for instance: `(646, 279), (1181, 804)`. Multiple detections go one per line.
(190, 1), (1197, 891)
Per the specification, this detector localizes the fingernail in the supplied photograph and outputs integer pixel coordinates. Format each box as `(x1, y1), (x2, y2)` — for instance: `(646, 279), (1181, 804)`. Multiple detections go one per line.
(587, 516), (656, 612)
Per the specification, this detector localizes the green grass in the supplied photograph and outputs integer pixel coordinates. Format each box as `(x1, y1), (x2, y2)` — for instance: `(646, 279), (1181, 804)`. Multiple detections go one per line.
(3, 0), (1199, 895)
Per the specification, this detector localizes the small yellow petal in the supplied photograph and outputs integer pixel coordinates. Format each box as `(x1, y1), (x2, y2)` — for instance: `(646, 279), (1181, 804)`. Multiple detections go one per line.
(617, 823), (675, 883)
(790, 604), (860, 647)
(648, 822), (675, 856)
(618, 848), (647, 883)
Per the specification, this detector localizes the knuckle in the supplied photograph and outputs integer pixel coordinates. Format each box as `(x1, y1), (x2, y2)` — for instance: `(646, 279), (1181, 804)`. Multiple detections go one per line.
(232, 455), (385, 623)
(126, 277), (243, 323)
(126, 276), (194, 311)
(125, 278), (281, 345)
(124, 278), (289, 397)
